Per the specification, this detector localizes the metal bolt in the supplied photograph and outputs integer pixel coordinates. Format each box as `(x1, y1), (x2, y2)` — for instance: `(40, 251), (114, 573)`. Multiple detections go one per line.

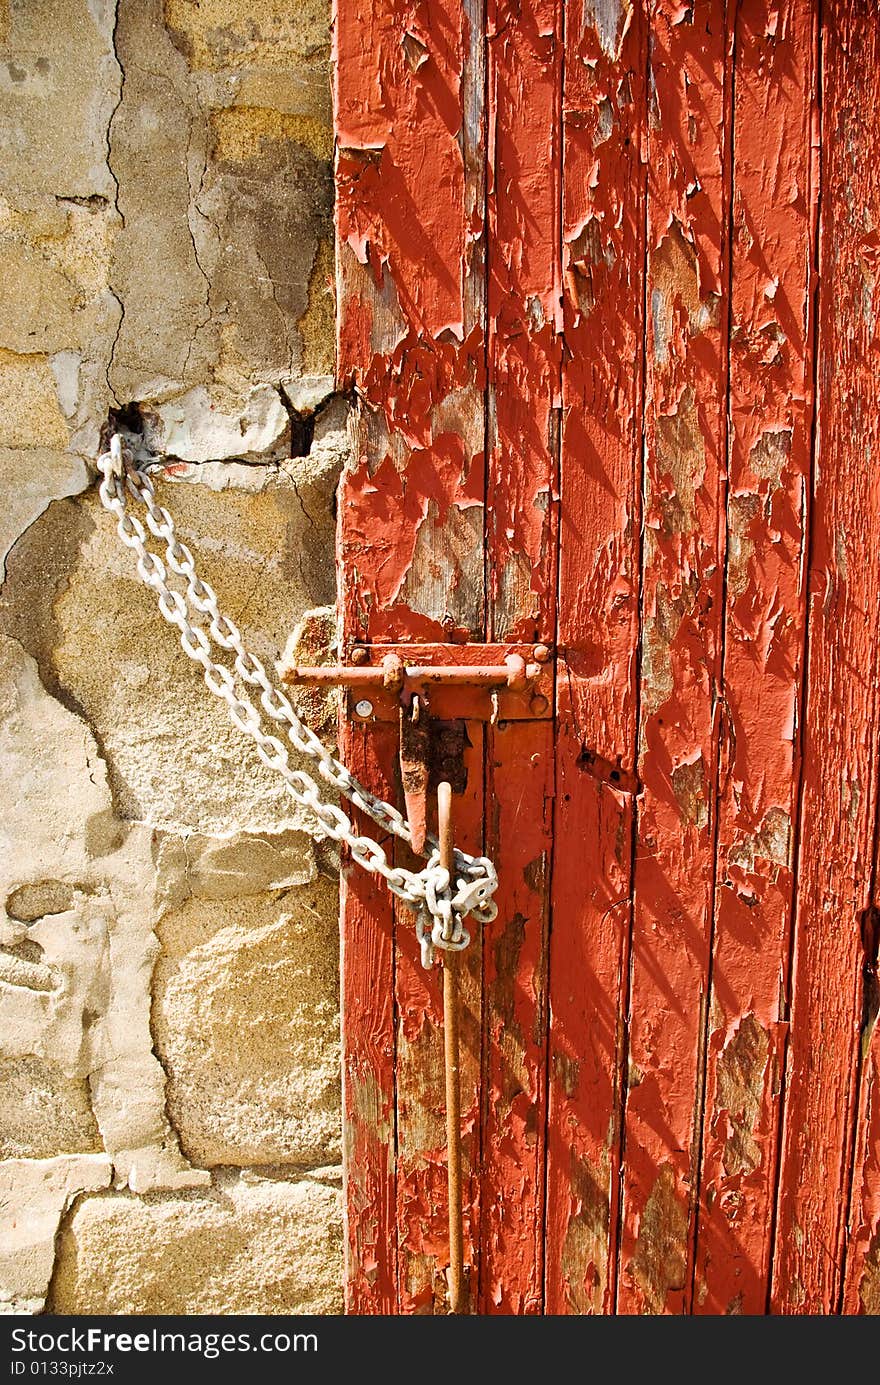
(351, 646), (369, 665)
(530, 693), (550, 715)
(533, 643), (551, 663)
(382, 652), (405, 692)
(355, 699), (374, 719)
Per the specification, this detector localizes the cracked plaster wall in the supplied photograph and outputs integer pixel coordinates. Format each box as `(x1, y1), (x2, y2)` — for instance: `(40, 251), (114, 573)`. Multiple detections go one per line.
(0, 0), (344, 1315)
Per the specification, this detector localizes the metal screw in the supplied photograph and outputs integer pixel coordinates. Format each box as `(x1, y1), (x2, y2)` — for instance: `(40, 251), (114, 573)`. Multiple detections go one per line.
(355, 699), (374, 719)
(351, 646), (370, 665)
(530, 693), (550, 715)
(533, 643), (551, 663)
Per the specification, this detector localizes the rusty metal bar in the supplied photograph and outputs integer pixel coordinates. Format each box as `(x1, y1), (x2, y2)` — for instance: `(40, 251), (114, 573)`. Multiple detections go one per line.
(438, 779), (465, 1314)
(281, 665), (390, 687)
(280, 653), (542, 690)
(399, 695), (429, 855)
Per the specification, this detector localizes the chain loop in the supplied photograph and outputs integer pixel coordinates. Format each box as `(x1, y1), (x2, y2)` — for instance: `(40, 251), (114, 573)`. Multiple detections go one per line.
(96, 438), (498, 965)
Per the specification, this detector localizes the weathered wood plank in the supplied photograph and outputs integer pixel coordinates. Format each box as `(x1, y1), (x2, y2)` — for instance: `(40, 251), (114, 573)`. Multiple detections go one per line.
(334, 0), (487, 645)
(692, 0), (818, 1316)
(479, 0), (562, 1314)
(485, 0), (562, 643)
(545, 0), (648, 1316)
(843, 898), (880, 1314)
(772, 0), (880, 1315)
(334, 0), (489, 1315)
(339, 724), (399, 1313)
(480, 719), (553, 1313)
(617, 0), (732, 1315)
(393, 730), (485, 1312)
(836, 5), (880, 1319)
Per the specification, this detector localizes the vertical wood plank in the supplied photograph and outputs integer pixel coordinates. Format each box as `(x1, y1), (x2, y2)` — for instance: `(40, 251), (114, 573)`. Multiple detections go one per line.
(334, 0), (487, 645)
(617, 0), (733, 1315)
(843, 894), (880, 1313)
(480, 719), (553, 1313)
(392, 730), (485, 1312)
(545, 0), (648, 1315)
(485, 0), (563, 644)
(692, 0), (818, 1316)
(334, 0), (489, 1315)
(833, 4), (880, 1319)
(772, 0), (880, 1315)
(480, 0), (562, 1315)
(339, 725), (399, 1313)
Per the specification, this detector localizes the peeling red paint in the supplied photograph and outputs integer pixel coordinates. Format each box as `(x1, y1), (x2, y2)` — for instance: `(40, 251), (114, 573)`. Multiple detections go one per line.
(485, 0), (563, 643)
(480, 724), (552, 1313)
(336, 0), (487, 646)
(618, 0), (732, 1317)
(343, 437), (483, 641)
(845, 986), (880, 1313)
(335, 0), (880, 1317)
(693, 0), (816, 1317)
(338, 726), (399, 1313)
(773, 0), (880, 1315)
(546, 0), (647, 1316)
(477, 0), (562, 1313)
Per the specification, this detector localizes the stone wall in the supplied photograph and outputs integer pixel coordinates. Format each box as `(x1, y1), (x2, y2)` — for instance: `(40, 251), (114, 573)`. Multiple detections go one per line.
(0, 0), (344, 1315)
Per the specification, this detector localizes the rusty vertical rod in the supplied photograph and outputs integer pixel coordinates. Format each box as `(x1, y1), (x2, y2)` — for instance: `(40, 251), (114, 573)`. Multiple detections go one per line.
(438, 780), (465, 1313)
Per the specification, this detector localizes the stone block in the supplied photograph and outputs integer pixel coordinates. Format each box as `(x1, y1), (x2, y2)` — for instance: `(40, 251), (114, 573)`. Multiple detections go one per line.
(0, 1155), (112, 1314)
(49, 1172), (342, 1315)
(154, 878), (341, 1167)
(0, 1056), (100, 1160)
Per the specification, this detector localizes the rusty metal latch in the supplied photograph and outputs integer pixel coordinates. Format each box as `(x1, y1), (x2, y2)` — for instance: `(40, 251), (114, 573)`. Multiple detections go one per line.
(281, 645), (553, 1313)
(281, 644), (553, 853)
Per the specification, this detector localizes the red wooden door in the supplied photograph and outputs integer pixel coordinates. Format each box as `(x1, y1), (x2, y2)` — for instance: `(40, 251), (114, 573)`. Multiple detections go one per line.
(332, 0), (880, 1314)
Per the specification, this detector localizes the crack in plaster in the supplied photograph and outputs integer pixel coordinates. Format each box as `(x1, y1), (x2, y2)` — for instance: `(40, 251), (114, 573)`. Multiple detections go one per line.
(104, 0), (125, 405)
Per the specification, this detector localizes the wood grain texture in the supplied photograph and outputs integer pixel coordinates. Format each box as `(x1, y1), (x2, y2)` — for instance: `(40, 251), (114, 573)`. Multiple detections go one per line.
(617, 0), (732, 1315)
(479, 719), (553, 1313)
(844, 898), (880, 1314)
(334, 0), (487, 645)
(478, 0), (562, 1313)
(835, 2), (880, 1318)
(772, 0), (880, 1315)
(485, 0), (563, 643)
(692, 0), (817, 1316)
(392, 730), (485, 1312)
(334, 0), (489, 1315)
(545, 0), (647, 1315)
(339, 724), (399, 1313)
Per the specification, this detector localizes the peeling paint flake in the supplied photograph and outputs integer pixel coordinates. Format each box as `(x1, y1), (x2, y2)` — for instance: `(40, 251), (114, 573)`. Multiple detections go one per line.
(622, 0), (731, 1318)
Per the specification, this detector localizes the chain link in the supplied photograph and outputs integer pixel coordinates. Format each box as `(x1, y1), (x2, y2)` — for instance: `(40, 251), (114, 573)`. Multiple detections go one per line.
(97, 435), (498, 967)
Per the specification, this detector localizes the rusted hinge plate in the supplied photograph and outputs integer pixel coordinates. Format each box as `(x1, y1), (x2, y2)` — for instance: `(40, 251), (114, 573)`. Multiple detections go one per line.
(344, 643), (555, 723)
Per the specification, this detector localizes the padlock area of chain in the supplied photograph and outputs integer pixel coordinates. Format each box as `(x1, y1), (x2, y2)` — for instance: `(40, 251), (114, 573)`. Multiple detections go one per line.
(96, 435), (498, 968)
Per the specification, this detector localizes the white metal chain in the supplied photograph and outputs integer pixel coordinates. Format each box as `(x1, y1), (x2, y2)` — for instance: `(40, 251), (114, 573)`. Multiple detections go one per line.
(96, 435), (498, 967)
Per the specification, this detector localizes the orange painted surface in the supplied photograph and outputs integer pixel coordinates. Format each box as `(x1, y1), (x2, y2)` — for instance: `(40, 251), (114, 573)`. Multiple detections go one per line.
(546, 0), (647, 1315)
(334, 0), (880, 1313)
(695, 0), (817, 1314)
(772, 0), (880, 1315)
